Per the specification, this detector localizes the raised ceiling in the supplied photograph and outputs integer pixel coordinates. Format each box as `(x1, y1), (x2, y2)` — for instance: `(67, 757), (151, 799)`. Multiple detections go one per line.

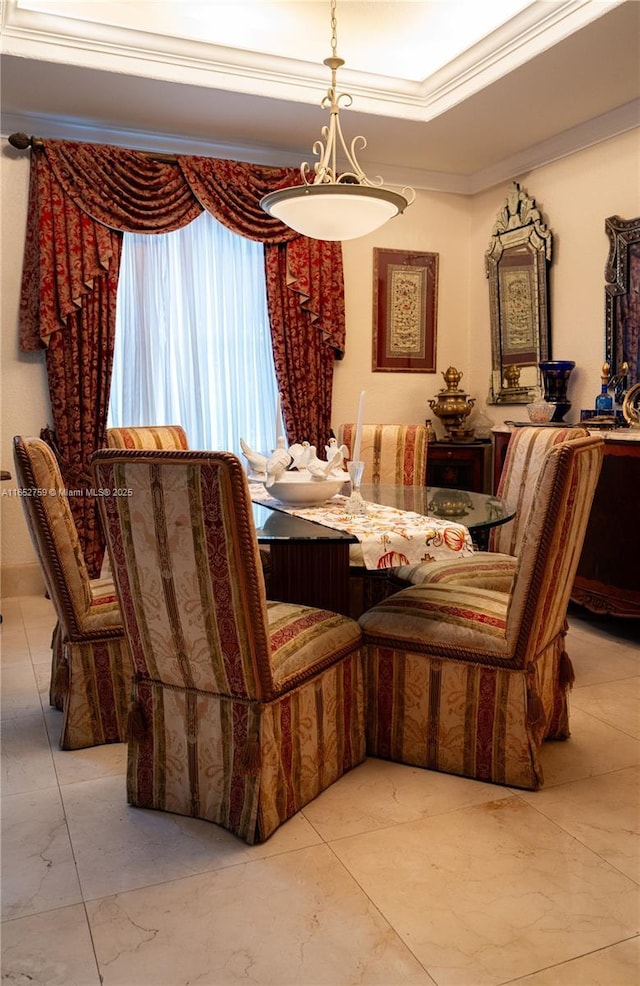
(1, 0), (639, 193)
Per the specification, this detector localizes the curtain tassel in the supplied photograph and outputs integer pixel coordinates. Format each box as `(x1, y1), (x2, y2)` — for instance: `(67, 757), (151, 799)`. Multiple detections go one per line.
(241, 739), (262, 775)
(127, 701), (147, 741)
(559, 650), (575, 690)
(53, 659), (69, 697)
(527, 689), (546, 736)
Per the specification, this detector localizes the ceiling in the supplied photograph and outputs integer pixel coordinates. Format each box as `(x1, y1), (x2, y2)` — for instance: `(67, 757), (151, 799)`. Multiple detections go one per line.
(1, 0), (639, 194)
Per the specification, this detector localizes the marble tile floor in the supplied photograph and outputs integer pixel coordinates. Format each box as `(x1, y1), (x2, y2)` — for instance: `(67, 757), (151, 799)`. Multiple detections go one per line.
(1, 593), (638, 986)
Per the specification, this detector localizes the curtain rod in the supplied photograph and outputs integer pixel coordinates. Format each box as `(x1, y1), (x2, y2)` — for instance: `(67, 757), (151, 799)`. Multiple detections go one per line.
(7, 132), (179, 164)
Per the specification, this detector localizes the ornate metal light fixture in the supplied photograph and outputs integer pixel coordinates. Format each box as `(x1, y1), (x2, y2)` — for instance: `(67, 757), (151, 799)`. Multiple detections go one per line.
(260, 0), (414, 241)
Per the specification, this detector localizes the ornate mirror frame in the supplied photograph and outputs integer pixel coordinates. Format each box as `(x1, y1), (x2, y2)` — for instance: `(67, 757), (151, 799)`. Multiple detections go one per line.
(486, 183), (552, 405)
(605, 215), (640, 396)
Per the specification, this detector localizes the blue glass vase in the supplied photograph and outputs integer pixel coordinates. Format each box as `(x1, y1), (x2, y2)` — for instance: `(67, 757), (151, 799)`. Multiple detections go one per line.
(538, 361), (575, 422)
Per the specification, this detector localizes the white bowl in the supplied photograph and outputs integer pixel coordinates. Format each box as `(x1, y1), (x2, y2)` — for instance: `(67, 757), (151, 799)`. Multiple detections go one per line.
(265, 473), (345, 506)
(527, 400), (555, 424)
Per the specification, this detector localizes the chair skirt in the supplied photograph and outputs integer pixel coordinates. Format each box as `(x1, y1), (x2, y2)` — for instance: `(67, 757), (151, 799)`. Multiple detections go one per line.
(364, 632), (573, 791)
(56, 637), (133, 750)
(126, 649), (366, 844)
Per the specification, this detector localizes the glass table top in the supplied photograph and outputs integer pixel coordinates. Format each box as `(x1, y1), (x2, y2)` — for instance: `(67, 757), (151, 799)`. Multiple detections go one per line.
(252, 485), (513, 543)
(361, 485), (512, 531)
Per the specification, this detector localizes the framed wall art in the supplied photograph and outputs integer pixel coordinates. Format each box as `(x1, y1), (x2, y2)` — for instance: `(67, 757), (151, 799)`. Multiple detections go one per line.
(372, 248), (438, 372)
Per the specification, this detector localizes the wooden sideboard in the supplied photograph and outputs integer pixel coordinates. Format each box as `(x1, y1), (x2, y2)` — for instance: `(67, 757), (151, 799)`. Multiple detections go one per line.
(427, 440), (492, 494)
(492, 427), (640, 617)
(572, 436), (640, 618)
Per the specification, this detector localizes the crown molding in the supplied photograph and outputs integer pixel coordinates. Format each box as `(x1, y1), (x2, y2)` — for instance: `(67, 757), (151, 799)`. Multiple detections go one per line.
(466, 98), (640, 193)
(1, 0), (626, 123)
(4, 99), (636, 197)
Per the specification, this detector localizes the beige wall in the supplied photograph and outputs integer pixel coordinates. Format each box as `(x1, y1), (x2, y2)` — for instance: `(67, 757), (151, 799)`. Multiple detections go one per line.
(1, 129), (639, 585)
(1, 150), (51, 592)
(335, 128), (640, 437)
(466, 129), (640, 432)
(333, 188), (470, 432)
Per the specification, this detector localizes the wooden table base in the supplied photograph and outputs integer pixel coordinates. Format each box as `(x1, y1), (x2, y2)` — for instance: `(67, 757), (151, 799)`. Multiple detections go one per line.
(267, 541), (352, 616)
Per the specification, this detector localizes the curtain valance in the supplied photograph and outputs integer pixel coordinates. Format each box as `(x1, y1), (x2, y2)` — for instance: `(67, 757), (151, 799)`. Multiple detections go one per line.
(19, 139), (345, 354)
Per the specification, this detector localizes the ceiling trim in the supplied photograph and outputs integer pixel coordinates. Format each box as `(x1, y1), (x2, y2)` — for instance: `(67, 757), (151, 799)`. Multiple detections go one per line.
(1, 0), (626, 123)
(467, 99), (640, 194)
(4, 99), (637, 197)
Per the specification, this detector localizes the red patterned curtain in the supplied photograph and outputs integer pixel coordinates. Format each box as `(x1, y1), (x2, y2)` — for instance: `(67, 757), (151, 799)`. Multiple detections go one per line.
(19, 139), (345, 574)
(265, 237), (344, 445)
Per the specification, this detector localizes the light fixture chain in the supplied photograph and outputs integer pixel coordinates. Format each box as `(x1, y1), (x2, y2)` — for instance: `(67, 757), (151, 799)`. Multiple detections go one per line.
(258, 0), (413, 238)
(330, 0), (338, 57)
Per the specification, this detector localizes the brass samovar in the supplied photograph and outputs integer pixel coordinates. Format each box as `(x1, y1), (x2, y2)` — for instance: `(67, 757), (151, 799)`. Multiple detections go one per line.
(428, 366), (476, 441)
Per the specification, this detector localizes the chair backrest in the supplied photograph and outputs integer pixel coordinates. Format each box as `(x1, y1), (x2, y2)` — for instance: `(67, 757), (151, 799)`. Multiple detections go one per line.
(336, 423), (428, 485)
(490, 425), (589, 555)
(91, 449), (276, 701)
(105, 426), (189, 450)
(507, 434), (604, 661)
(12, 436), (93, 636)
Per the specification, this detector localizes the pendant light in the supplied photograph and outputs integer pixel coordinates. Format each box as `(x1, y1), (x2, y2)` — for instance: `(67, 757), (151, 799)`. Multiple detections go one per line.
(260, 0), (414, 241)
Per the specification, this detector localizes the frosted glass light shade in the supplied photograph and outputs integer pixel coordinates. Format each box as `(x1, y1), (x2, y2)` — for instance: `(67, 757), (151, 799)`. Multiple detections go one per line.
(260, 184), (408, 241)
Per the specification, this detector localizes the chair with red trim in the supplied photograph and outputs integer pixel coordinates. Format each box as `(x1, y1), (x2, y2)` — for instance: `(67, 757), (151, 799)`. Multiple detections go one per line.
(106, 425), (189, 450)
(92, 447), (365, 844)
(12, 436), (132, 749)
(336, 423), (429, 617)
(360, 435), (604, 790)
(336, 423), (428, 485)
(392, 425), (589, 592)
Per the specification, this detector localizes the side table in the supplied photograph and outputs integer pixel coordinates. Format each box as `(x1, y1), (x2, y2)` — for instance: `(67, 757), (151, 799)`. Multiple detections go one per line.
(426, 440), (492, 494)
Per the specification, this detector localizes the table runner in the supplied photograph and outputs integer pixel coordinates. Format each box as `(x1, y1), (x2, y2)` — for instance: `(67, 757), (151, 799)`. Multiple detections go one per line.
(249, 483), (474, 570)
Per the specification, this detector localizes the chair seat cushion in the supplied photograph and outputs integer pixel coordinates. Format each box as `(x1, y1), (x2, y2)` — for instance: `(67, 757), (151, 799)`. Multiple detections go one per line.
(89, 577), (119, 606)
(267, 601), (362, 692)
(349, 543), (365, 567)
(393, 553), (517, 591)
(359, 582), (512, 659)
(76, 576), (123, 633)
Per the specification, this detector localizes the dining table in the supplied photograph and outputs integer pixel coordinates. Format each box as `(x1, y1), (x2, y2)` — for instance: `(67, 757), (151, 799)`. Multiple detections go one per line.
(251, 482), (514, 616)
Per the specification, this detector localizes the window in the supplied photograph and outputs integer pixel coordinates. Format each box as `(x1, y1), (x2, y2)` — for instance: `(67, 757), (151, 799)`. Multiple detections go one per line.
(108, 210), (281, 458)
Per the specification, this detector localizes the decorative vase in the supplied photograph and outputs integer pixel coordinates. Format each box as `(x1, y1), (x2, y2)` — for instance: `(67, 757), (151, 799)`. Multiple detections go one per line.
(538, 360), (575, 422)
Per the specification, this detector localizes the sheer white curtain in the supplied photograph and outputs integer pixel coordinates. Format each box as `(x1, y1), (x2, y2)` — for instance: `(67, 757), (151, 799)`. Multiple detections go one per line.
(108, 210), (281, 458)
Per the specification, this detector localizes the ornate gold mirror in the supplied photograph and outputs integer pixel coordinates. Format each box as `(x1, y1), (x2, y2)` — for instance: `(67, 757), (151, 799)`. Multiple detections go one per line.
(605, 215), (640, 398)
(486, 183), (552, 404)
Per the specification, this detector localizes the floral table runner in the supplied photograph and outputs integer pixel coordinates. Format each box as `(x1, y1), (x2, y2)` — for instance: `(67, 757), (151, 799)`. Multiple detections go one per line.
(249, 483), (474, 570)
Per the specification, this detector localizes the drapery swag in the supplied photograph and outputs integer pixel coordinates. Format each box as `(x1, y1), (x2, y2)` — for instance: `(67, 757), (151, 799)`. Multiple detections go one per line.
(18, 140), (345, 575)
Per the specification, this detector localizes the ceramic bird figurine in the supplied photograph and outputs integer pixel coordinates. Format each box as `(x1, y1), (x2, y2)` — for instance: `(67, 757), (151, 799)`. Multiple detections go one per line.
(324, 438), (349, 470)
(289, 441), (313, 470)
(240, 438), (267, 478)
(307, 448), (344, 479)
(265, 447), (292, 486)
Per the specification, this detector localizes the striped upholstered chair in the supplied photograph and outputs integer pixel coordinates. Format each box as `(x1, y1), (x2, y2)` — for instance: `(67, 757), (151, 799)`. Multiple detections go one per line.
(12, 437), (132, 749)
(106, 425), (189, 450)
(92, 448), (365, 844)
(102, 427), (190, 579)
(337, 423), (428, 485)
(106, 423), (272, 589)
(393, 425), (589, 591)
(360, 434), (604, 790)
(336, 423), (429, 617)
